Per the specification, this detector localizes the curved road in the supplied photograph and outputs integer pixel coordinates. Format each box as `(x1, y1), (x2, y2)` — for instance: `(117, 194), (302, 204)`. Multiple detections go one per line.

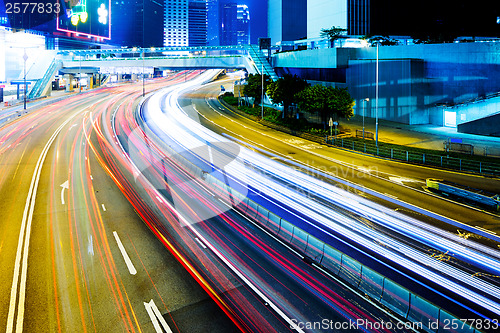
(0, 74), (239, 333)
(184, 76), (500, 243)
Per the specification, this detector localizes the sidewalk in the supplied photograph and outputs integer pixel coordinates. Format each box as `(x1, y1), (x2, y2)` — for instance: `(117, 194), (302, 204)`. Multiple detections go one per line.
(342, 115), (500, 157)
(0, 89), (76, 112)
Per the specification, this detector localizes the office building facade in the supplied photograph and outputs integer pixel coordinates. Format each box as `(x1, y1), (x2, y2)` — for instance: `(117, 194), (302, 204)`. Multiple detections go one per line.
(113, 0), (164, 47)
(268, 0), (307, 45)
(164, 0), (189, 47)
(236, 5), (250, 45)
(189, 0), (208, 46)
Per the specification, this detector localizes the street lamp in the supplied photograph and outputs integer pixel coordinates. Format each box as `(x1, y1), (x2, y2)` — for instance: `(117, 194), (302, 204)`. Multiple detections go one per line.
(142, 49), (145, 97)
(362, 98), (369, 139)
(261, 63), (264, 119)
(79, 51), (82, 93)
(23, 50), (28, 110)
(375, 43), (379, 147)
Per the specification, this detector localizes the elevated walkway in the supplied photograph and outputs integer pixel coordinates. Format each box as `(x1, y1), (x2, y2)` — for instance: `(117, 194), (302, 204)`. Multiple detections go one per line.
(27, 45), (279, 99)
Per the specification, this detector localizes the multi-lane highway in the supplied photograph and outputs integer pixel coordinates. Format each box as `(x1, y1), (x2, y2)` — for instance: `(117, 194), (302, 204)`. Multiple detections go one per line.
(0, 73), (243, 332)
(2, 69), (499, 333)
(184, 75), (500, 239)
(0, 71), (423, 333)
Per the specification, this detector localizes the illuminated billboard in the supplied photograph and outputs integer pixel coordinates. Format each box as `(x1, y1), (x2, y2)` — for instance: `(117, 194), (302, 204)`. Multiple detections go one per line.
(57, 0), (110, 39)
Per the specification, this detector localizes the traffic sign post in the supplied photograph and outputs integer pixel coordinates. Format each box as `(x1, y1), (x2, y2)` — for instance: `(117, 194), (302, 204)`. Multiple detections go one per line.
(328, 118), (338, 142)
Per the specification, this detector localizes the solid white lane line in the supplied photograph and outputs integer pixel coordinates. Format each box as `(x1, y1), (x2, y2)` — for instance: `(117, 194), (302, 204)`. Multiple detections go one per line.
(7, 117), (74, 333)
(112, 231), (137, 275)
(149, 190), (305, 333)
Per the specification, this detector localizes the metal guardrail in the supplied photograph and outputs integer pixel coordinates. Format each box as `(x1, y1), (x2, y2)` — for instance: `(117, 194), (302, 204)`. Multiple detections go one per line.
(327, 137), (500, 176)
(219, 98), (500, 176)
(355, 129), (374, 140)
(140, 98), (482, 331)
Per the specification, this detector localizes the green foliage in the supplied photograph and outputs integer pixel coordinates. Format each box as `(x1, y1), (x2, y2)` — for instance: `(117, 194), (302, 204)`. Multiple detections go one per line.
(243, 73), (272, 105)
(320, 26), (347, 47)
(262, 107), (281, 122)
(295, 85), (355, 124)
(266, 74), (309, 117)
(366, 35), (399, 46)
(221, 92), (239, 106)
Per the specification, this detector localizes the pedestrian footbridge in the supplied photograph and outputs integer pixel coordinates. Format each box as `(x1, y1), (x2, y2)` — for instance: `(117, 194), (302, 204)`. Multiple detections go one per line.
(30, 45), (278, 99)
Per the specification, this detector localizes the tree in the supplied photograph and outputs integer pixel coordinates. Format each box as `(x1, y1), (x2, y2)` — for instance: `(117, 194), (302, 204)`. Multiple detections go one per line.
(366, 35), (399, 46)
(320, 26), (347, 48)
(243, 73), (272, 106)
(295, 85), (354, 126)
(266, 74), (308, 117)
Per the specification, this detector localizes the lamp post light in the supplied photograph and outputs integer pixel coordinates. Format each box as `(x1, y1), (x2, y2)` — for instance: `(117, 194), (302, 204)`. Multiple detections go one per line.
(23, 50), (28, 110)
(261, 63), (264, 119)
(79, 51), (82, 93)
(142, 49), (145, 97)
(362, 98), (369, 139)
(375, 43), (379, 147)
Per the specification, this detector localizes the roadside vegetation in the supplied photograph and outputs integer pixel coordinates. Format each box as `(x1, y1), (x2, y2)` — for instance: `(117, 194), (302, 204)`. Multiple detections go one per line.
(220, 73), (500, 166)
(223, 73), (354, 136)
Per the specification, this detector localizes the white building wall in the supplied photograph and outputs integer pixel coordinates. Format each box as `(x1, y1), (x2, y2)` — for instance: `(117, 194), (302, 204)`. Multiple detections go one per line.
(0, 27), (45, 83)
(268, 0), (283, 45)
(307, 0), (347, 40)
(164, 0), (189, 47)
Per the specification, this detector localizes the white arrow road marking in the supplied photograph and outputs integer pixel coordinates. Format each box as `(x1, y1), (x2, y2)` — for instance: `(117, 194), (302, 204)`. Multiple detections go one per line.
(112, 231), (137, 275)
(60, 180), (69, 205)
(144, 299), (173, 333)
(388, 176), (419, 185)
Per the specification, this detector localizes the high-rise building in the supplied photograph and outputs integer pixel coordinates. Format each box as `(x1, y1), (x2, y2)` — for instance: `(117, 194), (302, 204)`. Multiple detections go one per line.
(268, 0), (307, 45)
(347, 0), (368, 36)
(188, 0), (208, 46)
(273, 0), (499, 45)
(206, 0), (220, 45)
(164, 0), (189, 47)
(113, 0), (164, 47)
(307, 0), (500, 39)
(236, 4), (250, 45)
(221, 3), (237, 45)
(220, 3), (250, 46)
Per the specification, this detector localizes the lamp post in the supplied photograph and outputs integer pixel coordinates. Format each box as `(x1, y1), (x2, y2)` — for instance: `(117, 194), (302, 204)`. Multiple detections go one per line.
(261, 63), (264, 119)
(23, 50), (28, 110)
(142, 49), (145, 97)
(375, 43), (379, 147)
(79, 51), (82, 93)
(362, 98), (369, 139)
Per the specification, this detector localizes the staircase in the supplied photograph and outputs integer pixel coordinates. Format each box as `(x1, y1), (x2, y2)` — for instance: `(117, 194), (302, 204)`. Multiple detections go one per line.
(246, 44), (279, 81)
(27, 58), (61, 99)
